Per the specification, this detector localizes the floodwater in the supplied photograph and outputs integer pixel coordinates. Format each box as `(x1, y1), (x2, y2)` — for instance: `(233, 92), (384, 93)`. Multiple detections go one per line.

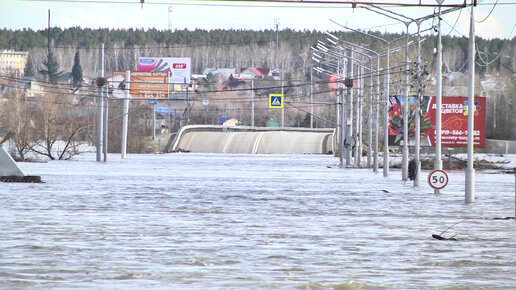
(1, 153), (515, 289)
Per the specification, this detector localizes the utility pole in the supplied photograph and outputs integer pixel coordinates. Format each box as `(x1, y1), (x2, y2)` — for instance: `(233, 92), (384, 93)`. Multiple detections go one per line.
(251, 59), (255, 127)
(47, 10), (50, 55)
(96, 43), (104, 162)
(367, 63), (373, 168)
(275, 18), (280, 51)
(435, 4), (444, 193)
(281, 63), (284, 127)
(103, 84), (108, 162)
(355, 64), (363, 167)
(402, 22), (410, 182)
(251, 77), (255, 127)
(152, 102), (156, 140)
(310, 66), (314, 128)
(413, 20), (423, 186)
(374, 56), (380, 172)
(337, 58), (342, 158)
(345, 48), (354, 167)
(121, 70), (130, 159)
(465, 3), (476, 203)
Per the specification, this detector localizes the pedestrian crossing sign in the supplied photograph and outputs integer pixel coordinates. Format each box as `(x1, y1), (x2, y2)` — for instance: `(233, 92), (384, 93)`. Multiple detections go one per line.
(269, 94), (284, 109)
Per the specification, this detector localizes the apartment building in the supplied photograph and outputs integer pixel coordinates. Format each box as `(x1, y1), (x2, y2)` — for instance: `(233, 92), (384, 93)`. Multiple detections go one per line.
(0, 50), (28, 76)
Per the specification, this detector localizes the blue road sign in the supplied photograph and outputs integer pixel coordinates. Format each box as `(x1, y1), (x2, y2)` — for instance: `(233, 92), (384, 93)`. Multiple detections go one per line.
(269, 94), (284, 109)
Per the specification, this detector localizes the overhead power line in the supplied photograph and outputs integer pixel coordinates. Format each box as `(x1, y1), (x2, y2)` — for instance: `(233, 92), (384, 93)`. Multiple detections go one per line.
(12, 0), (499, 8)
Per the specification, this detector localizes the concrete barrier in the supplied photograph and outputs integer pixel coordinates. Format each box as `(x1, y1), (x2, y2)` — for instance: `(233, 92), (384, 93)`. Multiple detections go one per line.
(0, 145), (25, 176)
(166, 125), (335, 154)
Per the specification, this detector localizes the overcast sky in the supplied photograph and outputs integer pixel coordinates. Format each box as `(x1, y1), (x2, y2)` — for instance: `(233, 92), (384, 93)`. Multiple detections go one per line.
(1, 0), (515, 40)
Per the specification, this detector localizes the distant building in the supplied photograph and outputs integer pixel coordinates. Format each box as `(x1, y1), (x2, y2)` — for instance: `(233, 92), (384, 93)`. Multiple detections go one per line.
(239, 67), (271, 79)
(13, 76), (43, 98)
(203, 68), (236, 77)
(0, 50), (28, 76)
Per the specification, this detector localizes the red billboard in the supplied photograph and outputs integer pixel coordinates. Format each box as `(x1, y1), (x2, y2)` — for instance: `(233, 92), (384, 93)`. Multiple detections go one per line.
(388, 96), (486, 147)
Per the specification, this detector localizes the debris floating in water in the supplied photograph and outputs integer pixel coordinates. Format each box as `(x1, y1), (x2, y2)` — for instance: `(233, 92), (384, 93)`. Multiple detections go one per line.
(432, 234), (458, 241)
(0, 175), (43, 183)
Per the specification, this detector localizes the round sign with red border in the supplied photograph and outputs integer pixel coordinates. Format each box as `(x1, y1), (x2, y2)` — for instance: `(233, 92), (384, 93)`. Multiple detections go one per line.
(428, 169), (449, 189)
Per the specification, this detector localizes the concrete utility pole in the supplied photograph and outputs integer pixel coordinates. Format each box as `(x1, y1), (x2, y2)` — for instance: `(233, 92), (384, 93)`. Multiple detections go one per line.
(47, 10), (50, 55)
(435, 4), (444, 193)
(121, 70), (130, 159)
(152, 103), (156, 140)
(355, 64), (363, 167)
(251, 77), (255, 127)
(310, 67), (314, 128)
(281, 64), (285, 127)
(465, 4), (476, 203)
(345, 48), (354, 167)
(413, 20), (423, 186)
(103, 85), (108, 162)
(402, 22), (410, 182)
(275, 18), (280, 51)
(251, 60), (255, 127)
(96, 43), (104, 162)
(337, 58), (342, 159)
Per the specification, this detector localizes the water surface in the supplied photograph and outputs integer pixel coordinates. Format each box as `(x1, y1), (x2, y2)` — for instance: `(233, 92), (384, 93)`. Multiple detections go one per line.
(1, 153), (515, 289)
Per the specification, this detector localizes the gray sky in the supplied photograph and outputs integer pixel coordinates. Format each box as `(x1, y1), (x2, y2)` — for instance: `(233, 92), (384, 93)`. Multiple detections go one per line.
(1, 0), (515, 39)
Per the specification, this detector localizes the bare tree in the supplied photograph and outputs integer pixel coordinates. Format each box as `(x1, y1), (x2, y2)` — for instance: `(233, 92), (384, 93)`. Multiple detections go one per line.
(26, 92), (90, 160)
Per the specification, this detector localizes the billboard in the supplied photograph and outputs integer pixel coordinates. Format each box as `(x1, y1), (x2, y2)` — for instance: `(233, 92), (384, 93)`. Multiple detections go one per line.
(110, 71), (169, 99)
(388, 95), (486, 147)
(138, 57), (191, 84)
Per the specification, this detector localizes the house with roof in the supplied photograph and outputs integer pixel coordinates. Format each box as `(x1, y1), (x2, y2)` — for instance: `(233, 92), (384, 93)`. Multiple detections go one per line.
(13, 76), (43, 98)
(239, 67), (271, 79)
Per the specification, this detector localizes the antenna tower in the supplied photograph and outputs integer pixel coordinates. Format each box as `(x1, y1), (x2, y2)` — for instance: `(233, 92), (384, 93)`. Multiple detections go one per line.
(168, 6), (173, 30)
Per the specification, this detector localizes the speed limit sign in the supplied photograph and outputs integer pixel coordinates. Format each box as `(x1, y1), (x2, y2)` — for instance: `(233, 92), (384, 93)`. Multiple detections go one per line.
(428, 169), (449, 189)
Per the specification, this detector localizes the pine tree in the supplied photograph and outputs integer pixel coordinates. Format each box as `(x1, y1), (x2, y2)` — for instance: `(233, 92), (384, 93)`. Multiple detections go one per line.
(23, 56), (35, 77)
(39, 50), (63, 83)
(71, 51), (83, 86)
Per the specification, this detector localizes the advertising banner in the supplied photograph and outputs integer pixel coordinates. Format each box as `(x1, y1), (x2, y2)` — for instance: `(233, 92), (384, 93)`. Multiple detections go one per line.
(110, 71), (169, 99)
(138, 57), (191, 84)
(388, 95), (486, 147)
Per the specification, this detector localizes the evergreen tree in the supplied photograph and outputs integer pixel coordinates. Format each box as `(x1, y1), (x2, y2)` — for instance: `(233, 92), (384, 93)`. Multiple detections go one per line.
(39, 50), (63, 83)
(71, 51), (83, 86)
(23, 56), (35, 77)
